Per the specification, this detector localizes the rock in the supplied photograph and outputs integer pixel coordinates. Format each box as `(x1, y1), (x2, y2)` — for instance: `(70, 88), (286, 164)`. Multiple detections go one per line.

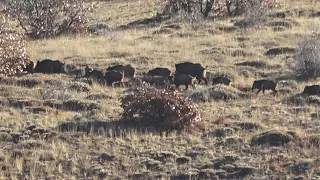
(31, 128), (50, 135)
(288, 160), (313, 175)
(176, 156), (191, 165)
(217, 26), (239, 33)
(86, 93), (112, 100)
(224, 137), (244, 146)
(87, 23), (109, 35)
(311, 112), (320, 120)
(199, 47), (225, 55)
(235, 61), (268, 69)
(226, 166), (256, 179)
(152, 28), (173, 35)
(25, 124), (37, 131)
(10, 132), (22, 143)
(26, 107), (47, 114)
(311, 11), (320, 17)
(265, 47), (297, 56)
(277, 88), (293, 95)
(162, 24), (181, 30)
(203, 127), (235, 138)
(228, 121), (263, 131)
(154, 151), (178, 161)
(0, 132), (11, 142)
(99, 153), (115, 161)
(293, 176), (305, 180)
(140, 157), (162, 170)
(185, 150), (201, 159)
(235, 36), (250, 42)
(268, 12), (286, 18)
(16, 79), (42, 88)
(171, 172), (198, 180)
(68, 82), (92, 93)
(213, 154), (240, 169)
(198, 169), (227, 179)
(128, 172), (150, 180)
(0, 127), (12, 133)
(251, 130), (296, 146)
(234, 20), (250, 28)
(306, 96), (320, 106)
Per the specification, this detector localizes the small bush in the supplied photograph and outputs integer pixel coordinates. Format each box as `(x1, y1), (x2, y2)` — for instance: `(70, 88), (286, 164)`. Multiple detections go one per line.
(6, 0), (93, 39)
(189, 85), (250, 102)
(120, 87), (201, 132)
(243, 0), (271, 27)
(285, 33), (320, 80)
(0, 28), (30, 75)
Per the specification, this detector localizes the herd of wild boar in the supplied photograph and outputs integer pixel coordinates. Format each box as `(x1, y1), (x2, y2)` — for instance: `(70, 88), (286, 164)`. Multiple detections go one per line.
(21, 59), (320, 96)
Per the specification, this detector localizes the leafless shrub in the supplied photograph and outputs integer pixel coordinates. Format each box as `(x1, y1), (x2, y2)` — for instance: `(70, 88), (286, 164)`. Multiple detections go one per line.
(285, 32), (320, 80)
(243, 0), (270, 27)
(6, 0), (93, 39)
(227, 0), (278, 17)
(160, 0), (215, 19)
(0, 18), (30, 76)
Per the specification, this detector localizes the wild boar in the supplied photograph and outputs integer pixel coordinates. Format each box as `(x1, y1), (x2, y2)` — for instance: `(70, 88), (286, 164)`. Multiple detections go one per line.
(23, 61), (34, 73)
(302, 85), (320, 95)
(85, 65), (104, 83)
(212, 76), (232, 86)
(104, 70), (125, 87)
(175, 62), (208, 85)
(34, 59), (65, 74)
(172, 74), (197, 90)
(147, 67), (172, 77)
(252, 79), (277, 96)
(106, 64), (135, 79)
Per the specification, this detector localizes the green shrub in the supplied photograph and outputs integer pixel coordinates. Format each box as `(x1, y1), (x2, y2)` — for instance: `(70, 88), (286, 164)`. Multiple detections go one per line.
(120, 87), (201, 133)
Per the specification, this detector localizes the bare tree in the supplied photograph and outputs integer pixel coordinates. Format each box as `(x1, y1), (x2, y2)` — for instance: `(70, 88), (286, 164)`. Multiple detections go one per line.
(5, 0), (93, 39)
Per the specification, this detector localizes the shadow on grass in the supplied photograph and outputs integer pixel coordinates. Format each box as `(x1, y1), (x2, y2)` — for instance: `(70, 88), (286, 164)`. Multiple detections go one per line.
(56, 119), (175, 138)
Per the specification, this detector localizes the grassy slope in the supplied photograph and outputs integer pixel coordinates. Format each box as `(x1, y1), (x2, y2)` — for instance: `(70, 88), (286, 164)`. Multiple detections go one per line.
(0, 0), (320, 179)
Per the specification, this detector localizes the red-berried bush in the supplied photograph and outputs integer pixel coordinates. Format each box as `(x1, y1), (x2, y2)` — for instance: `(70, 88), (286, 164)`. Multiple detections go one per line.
(120, 87), (202, 133)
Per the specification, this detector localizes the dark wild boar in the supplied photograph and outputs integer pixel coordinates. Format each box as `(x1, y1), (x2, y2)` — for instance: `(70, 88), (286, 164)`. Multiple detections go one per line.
(212, 76), (231, 86)
(175, 62), (208, 85)
(34, 59), (65, 74)
(104, 70), (125, 87)
(85, 65), (104, 83)
(302, 85), (320, 95)
(106, 64), (135, 79)
(140, 75), (172, 89)
(172, 74), (197, 90)
(147, 67), (172, 77)
(23, 61), (34, 73)
(252, 79), (277, 96)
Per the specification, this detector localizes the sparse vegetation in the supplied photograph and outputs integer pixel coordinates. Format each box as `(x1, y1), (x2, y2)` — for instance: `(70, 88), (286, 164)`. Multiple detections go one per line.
(0, 0), (319, 179)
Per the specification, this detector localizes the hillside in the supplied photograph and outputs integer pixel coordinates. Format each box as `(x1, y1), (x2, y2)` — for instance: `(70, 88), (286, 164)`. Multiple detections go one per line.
(0, 0), (320, 179)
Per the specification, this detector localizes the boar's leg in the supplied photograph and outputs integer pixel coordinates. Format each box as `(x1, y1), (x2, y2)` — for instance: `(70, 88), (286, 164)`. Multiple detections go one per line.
(256, 88), (261, 95)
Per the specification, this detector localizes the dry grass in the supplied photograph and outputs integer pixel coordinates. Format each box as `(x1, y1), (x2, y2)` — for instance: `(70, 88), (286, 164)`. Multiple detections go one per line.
(1, 0), (320, 179)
